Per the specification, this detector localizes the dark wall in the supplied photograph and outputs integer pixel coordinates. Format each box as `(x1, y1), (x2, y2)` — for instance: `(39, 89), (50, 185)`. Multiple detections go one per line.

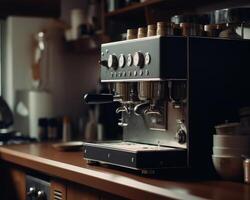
(0, 0), (61, 18)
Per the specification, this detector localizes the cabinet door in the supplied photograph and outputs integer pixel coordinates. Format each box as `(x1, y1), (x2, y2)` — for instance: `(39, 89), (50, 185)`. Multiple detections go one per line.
(0, 162), (26, 200)
(67, 183), (99, 200)
(51, 180), (67, 200)
(66, 182), (128, 200)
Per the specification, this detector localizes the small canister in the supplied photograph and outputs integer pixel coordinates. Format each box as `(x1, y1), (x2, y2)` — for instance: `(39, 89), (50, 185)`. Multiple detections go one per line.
(137, 27), (147, 38)
(147, 24), (157, 36)
(126, 29), (138, 40)
(180, 23), (202, 36)
(156, 22), (173, 36)
(204, 24), (226, 37)
(244, 159), (250, 183)
(38, 118), (48, 141)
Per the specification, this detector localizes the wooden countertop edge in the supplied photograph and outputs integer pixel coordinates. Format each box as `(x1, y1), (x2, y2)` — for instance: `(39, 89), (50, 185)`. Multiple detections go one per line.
(0, 147), (206, 200)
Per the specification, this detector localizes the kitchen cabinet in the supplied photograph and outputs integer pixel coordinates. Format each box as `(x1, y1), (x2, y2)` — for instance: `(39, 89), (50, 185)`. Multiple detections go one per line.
(0, 163), (124, 200)
(66, 183), (128, 200)
(0, 162), (26, 200)
(67, 183), (99, 200)
(0, 143), (249, 200)
(51, 180), (67, 200)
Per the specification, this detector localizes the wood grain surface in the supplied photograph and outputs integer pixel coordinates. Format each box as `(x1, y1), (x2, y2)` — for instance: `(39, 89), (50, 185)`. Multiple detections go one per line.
(0, 143), (249, 200)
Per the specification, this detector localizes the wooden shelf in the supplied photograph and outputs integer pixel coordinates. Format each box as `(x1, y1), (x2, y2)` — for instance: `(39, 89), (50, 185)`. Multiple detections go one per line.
(105, 0), (247, 19)
(104, 0), (192, 36)
(103, 0), (248, 37)
(105, 0), (165, 18)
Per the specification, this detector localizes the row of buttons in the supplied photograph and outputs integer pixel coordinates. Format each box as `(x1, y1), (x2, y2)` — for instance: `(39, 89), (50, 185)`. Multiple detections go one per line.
(111, 69), (150, 78)
(106, 52), (151, 70)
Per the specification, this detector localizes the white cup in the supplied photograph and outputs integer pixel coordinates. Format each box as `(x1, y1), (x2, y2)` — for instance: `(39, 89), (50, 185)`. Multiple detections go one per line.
(70, 9), (86, 39)
(213, 146), (250, 156)
(213, 135), (250, 148)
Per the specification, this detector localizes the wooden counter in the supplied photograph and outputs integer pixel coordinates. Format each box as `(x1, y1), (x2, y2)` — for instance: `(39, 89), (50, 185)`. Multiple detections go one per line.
(0, 143), (249, 200)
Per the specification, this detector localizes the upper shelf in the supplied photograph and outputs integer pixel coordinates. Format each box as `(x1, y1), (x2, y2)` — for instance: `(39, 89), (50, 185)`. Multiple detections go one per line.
(105, 0), (247, 19)
(105, 0), (165, 18)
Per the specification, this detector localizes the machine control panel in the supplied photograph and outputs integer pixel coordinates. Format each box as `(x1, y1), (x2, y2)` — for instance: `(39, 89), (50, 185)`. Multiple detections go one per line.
(100, 36), (187, 82)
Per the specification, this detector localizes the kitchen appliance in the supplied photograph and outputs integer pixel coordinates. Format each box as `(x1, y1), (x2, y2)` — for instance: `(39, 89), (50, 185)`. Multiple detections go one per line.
(83, 34), (250, 174)
(15, 90), (53, 139)
(209, 7), (250, 39)
(0, 96), (14, 142)
(26, 175), (50, 200)
(0, 96), (38, 144)
(0, 96), (13, 129)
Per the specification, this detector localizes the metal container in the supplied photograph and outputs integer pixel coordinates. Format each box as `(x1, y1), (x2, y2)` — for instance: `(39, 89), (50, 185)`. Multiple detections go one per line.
(244, 159), (250, 183)
(171, 14), (209, 37)
(179, 23), (202, 36)
(126, 29), (138, 40)
(137, 27), (147, 38)
(209, 8), (250, 39)
(113, 82), (130, 102)
(138, 81), (167, 101)
(147, 24), (156, 36)
(204, 24), (226, 37)
(156, 22), (173, 36)
(214, 122), (240, 135)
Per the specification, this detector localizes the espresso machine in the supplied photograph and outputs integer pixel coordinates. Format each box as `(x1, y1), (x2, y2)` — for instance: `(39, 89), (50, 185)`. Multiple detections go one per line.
(83, 22), (250, 174)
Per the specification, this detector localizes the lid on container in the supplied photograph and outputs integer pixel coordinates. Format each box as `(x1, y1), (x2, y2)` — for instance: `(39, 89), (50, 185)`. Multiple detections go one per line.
(215, 122), (240, 129)
(38, 118), (48, 126)
(127, 29), (138, 39)
(210, 7), (250, 24)
(204, 24), (226, 31)
(239, 107), (250, 117)
(137, 27), (147, 38)
(171, 14), (209, 25)
(148, 24), (157, 30)
(48, 118), (57, 126)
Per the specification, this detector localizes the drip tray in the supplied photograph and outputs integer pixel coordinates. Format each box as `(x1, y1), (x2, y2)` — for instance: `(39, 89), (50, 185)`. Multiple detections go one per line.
(83, 141), (187, 170)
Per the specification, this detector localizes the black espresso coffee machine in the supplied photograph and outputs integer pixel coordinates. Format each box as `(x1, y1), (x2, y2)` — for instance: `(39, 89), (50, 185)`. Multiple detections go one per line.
(83, 35), (250, 174)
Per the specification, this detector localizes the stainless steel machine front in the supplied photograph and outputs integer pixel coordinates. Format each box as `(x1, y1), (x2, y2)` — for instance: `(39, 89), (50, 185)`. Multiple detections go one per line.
(83, 35), (250, 175)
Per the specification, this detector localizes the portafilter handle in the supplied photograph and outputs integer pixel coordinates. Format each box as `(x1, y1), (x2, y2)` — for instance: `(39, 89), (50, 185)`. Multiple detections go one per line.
(83, 94), (114, 104)
(134, 102), (150, 116)
(99, 60), (108, 69)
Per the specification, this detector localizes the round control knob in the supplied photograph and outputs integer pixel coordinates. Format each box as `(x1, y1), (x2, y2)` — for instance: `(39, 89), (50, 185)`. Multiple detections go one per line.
(133, 52), (144, 68)
(108, 54), (118, 70)
(37, 190), (47, 200)
(145, 52), (151, 65)
(27, 187), (36, 197)
(127, 54), (133, 66)
(119, 54), (126, 68)
(176, 129), (187, 144)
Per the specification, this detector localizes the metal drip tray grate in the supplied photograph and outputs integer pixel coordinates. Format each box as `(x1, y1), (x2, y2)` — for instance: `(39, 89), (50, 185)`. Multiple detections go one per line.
(91, 142), (177, 152)
(83, 141), (187, 170)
